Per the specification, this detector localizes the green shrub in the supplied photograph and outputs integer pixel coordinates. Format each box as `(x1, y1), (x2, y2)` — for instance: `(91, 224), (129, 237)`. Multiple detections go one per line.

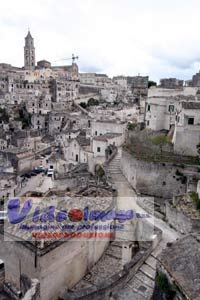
(190, 192), (200, 210)
(127, 122), (137, 130)
(156, 273), (176, 299)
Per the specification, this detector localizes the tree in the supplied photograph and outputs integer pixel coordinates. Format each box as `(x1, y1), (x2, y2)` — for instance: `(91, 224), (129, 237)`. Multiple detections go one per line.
(95, 164), (105, 184)
(152, 135), (169, 157)
(148, 80), (157, 88)
(87, 98), (99, 106)
(17, 106), (31, 129)
(0, 107), (9, 123)
(127, 122), (137, 130)
(79, 102), (87, 109)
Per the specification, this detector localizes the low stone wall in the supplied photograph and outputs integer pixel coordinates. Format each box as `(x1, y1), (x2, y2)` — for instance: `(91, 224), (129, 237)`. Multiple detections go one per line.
(120, 150), (198, 199)
(165, 200), (200, 234)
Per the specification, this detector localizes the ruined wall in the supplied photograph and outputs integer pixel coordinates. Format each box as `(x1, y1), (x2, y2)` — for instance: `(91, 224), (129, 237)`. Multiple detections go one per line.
(0, 237), (39, 290)
(120, 150), (187, 198)
(165, 201), (200, 234)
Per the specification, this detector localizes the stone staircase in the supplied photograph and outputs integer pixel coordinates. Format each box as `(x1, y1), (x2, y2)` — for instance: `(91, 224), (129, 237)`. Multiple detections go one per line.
(107, 157), (121, 175)
(106, 151), (128, 184)
(115, 252), (159, 300)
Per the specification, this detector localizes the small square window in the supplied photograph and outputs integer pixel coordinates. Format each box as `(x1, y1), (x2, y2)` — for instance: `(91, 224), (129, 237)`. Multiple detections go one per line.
(97, 147), (101, 153)
(169, 105), (174, 112)
(188, 117), (194, 125)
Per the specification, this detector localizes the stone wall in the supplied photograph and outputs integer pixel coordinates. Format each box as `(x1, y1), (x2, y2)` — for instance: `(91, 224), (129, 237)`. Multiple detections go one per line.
(22, 279), (40, 300)
(0, 268), (4, 290)
(120, 150), (188, 198)
(165, 200), (200, 234)
(174, 125), (200, 156)
(0, 215), (114, 300)
(60, 228), (162, 300)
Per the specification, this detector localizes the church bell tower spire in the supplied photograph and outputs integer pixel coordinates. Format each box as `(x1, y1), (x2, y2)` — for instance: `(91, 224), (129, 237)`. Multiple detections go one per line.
(24, 30), (35, 70)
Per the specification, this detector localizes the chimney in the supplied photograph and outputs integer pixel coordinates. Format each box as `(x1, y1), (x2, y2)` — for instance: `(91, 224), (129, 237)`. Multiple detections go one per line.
(121, 242), (134, 266)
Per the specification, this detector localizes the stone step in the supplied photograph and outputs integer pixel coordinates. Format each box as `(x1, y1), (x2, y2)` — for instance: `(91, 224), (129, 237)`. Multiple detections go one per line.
(127, 277), (154, 299)
(107, 165), (120, 168)
(117, 286), (149, 300)
(135, 271), (155, 289)
(145, 255), (157, 271)
(108, 165), (120, 168)
(140, 264), (156, 280)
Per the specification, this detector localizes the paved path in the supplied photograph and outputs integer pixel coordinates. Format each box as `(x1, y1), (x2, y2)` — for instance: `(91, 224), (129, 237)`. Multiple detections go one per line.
(106, 151), (180, 300)
(17, 174), (53, 196)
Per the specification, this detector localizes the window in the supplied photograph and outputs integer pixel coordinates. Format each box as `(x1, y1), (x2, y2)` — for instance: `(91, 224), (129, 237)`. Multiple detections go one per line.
(95, 131), (97, 136)
(97, 147), (101, 153)
(188, 117), (194, 125)
(147, 120), (150, 126)
(147, 104), (150, 111)
(168, 105), (174, 112)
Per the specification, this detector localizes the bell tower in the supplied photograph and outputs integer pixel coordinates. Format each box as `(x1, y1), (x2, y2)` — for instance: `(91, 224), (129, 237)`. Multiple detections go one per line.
(24, 30), (35, 70)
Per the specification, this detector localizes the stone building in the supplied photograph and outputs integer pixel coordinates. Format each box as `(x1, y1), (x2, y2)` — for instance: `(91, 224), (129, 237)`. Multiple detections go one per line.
(79, 73), (96, 85)
(173, 101), (200, 156)
(31, 114), (47, 131)
(92, 133), (124, 158)
(127, 75), (149, 97)
(188, 70), (200, 87)
(145, 86), (199, 131)
(113, 76), (128, 90)
(159, 78), (184, 89)
(91, 119), (126, 138)
(66, 135), (91, 164)
(0, 190), (114, 300)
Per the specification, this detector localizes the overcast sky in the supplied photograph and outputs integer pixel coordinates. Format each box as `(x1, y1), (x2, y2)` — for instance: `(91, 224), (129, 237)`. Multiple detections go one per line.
(1, 0), (200, 82)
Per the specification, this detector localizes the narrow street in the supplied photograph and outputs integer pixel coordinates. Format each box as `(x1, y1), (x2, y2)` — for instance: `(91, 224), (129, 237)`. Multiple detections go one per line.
(106, 151), (180, 300)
